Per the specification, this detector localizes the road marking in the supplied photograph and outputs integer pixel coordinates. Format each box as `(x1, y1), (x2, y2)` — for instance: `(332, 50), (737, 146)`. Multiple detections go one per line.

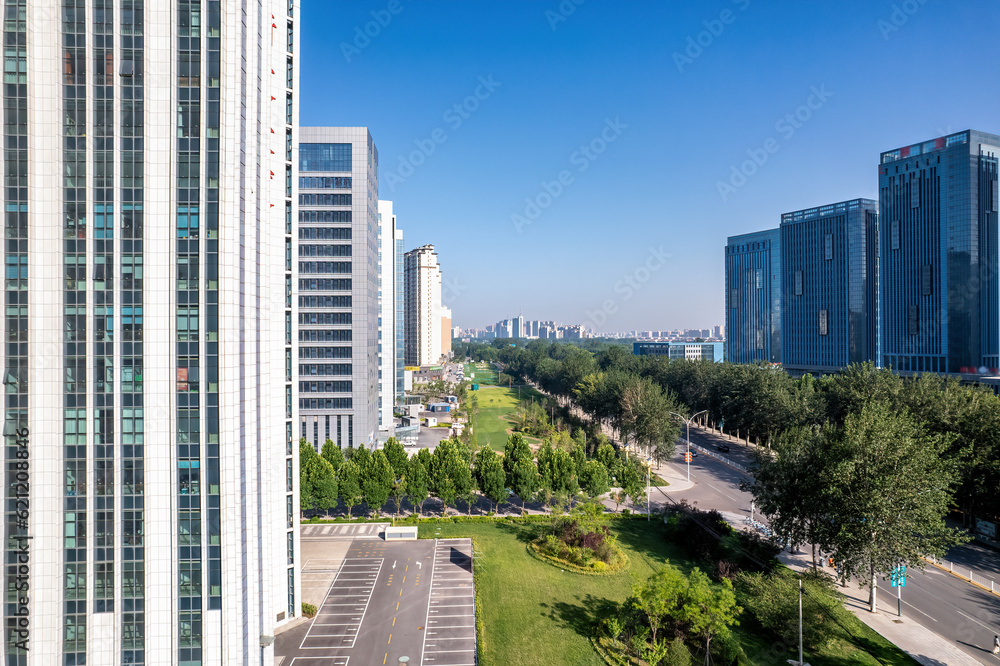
(957, 608), (999, 633)
(387, 633), (392, 645)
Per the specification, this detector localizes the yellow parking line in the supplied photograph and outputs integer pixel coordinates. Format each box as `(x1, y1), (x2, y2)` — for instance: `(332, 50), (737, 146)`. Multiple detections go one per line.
(388, 633), (392, 645)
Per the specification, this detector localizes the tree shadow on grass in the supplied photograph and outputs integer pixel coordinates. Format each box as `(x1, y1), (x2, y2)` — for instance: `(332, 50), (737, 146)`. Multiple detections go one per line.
(540, 593), (617, 638)
(493, 517), (546, 545)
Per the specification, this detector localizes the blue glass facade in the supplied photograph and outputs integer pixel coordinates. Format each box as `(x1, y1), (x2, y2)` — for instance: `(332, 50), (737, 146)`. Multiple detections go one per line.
(725, 229), (781, 364)
(780, 199), (878, 372)
(879, 130), (1000, 374)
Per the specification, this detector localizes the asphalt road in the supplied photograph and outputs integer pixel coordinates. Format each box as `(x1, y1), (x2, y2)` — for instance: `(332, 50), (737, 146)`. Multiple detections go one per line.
(666, 427), (1000, 664)
(278, 537), (477, 666)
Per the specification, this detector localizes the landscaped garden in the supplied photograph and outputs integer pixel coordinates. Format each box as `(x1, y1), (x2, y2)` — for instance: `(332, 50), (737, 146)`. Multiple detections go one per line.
(419, 513), (922, 666)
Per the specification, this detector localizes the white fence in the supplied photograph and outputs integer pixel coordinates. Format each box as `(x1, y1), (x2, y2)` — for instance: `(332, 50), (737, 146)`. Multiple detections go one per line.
(682, 439), (749, 473)
(927, 556), (999, 596)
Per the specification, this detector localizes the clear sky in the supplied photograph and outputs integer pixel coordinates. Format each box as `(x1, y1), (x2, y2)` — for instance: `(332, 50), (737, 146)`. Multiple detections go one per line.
(300, 0), (1000, 333)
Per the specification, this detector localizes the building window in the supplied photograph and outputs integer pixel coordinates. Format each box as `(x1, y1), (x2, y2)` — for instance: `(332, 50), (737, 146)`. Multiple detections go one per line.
(794, 270), (803, 296)
(824, 234), (833, 261)
(754, 268), (763, 289)
(299, 143), (351, 172)
(890, 219), (900, 250)
(755, 329), (764, 350)
(921, 265), (932, 296)
(730, 289), (737, 308)
(910, 177), (920, 208)
(907, 304), (919, 336)
(819, 309), (828, 336)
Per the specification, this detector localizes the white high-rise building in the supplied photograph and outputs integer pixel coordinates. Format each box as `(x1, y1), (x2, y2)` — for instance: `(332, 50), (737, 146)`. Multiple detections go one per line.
(404, 245), (442, 366)
(377, 200), (396, 431)
(4, 1), (300, 664)
(298, 128), (379, 450)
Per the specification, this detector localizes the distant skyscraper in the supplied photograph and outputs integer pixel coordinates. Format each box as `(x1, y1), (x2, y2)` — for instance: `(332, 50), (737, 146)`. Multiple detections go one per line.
(394, 228), (405, 403)
(726, 229), (782, 363)
(404, 245), (443, 366)
(378, 200), (397, 430)
(781, 199), (879, 373)
(2, 1), (301, 664)
(879, 130), (1000, 373)
(298, 127), (380, 449)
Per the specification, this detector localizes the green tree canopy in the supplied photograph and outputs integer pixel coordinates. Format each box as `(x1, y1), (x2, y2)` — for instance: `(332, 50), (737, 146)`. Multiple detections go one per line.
(361, 450), (394, 517)
(338, 460), (362, 519)
(474, 447), (507, 514)
(406, 456), (430, 516)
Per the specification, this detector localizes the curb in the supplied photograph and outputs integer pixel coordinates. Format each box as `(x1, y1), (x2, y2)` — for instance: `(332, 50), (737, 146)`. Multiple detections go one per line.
(923, 557), (1000, 597)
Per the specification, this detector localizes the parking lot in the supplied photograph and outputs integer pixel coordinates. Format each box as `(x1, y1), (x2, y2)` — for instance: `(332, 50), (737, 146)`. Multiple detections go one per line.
(277, 535), (477, 666)
(423, 539), (477, 666)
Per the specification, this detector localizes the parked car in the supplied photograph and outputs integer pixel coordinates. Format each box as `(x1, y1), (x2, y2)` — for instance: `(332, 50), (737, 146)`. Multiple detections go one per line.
(716, 444), (730, 453)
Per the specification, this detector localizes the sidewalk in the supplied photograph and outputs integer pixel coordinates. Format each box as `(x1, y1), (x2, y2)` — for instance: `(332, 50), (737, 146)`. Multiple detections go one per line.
(652, 461), (694, 493)
(776, 549), (985, 666)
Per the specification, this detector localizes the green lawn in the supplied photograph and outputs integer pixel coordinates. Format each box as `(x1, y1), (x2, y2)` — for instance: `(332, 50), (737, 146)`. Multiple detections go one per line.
(473, 385), (543, 450)
(421, 519), (921, 666)
(465, 362), (498, 385)
(421, 519), (683, 666)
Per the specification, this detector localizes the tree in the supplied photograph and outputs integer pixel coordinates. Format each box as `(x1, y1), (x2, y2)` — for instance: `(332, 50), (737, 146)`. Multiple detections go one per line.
(406, 456), (430, 516)
(822, 402), (967, 612)
(308, 456), (339, 515)
(617, 460), (644, 511)
(475, 447), (507, 514)
(453, 456), (477, 516)
(321, 439), (344, 473)
(579, 460), (610, 499)
(350, 443), (371, 472)
(510, 458), (539, 516)
(299, 438), (319, 512)
(632, 562), (687, 644)
(361, 450), (394, 518)
(502, 432), (532, 483)
(382, 437), (409, 479)
(745, 426), (835, 568)
(679, 568), (741, 662)
(338, 460), (362, 519)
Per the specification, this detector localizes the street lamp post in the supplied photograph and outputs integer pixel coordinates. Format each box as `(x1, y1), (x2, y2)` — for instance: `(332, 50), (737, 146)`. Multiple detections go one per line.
(670, 410), (708, 482)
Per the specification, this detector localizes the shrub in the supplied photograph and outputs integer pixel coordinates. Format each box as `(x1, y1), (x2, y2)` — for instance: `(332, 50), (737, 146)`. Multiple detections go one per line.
(592, 560), (607, 572)
(736, 567), (841, 651)
(301, 603), (317, 618)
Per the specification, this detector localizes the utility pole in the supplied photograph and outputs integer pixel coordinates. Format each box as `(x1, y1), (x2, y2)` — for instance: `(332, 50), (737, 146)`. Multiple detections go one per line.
(798, 578), (803, 666)
(670, 410), (707, 482)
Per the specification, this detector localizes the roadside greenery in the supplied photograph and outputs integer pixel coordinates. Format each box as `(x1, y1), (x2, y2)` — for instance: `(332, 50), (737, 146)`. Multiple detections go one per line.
(453, 339), (988, 612)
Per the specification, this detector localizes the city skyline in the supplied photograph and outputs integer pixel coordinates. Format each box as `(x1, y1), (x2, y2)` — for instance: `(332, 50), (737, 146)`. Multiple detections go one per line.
(301, 0), (1000, 332)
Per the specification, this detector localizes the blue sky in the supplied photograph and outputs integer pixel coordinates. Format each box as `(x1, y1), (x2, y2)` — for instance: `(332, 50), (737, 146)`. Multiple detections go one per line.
(300, 0), (1000, 333)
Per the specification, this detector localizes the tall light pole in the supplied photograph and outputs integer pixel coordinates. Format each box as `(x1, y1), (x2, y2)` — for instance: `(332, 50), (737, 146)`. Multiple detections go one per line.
(670, 410), (707, 482)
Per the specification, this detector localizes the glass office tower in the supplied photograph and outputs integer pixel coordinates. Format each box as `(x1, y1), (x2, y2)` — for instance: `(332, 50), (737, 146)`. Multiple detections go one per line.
(725, 229), (781, 364)
(879, 130), (1000, 374)
(3, 1), (300, 664)
(297, 127), (379, 450)
(780, 199), (879, 373)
